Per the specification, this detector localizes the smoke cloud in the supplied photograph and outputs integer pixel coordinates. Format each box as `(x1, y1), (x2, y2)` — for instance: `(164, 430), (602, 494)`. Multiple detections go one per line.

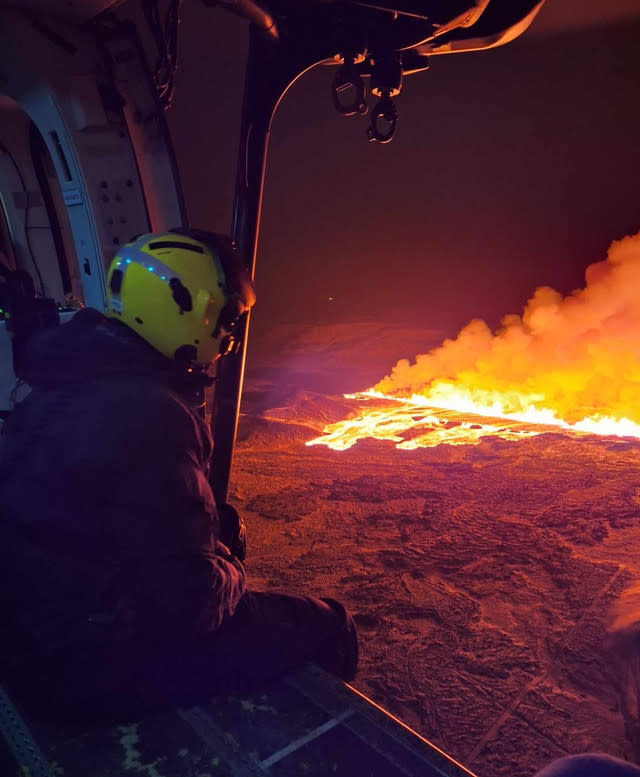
(374, 230), (640, 426)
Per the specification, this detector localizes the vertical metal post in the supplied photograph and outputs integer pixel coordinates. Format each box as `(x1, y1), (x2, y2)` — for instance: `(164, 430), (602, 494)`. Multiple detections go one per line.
(209, 14), (334, 505)
(209, 27), (281, 506)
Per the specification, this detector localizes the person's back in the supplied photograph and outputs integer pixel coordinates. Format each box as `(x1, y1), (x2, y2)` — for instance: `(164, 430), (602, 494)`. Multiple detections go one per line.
(0, 232), (357, 724)
(0, 308), (246, 718)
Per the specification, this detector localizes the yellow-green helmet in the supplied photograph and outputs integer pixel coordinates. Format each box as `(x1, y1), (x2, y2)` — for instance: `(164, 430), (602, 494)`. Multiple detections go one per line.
(105, 232), (247, 367)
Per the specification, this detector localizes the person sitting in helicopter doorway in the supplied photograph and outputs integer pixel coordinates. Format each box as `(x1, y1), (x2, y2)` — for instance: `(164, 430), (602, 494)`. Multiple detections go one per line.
(0, 230), (358, 723)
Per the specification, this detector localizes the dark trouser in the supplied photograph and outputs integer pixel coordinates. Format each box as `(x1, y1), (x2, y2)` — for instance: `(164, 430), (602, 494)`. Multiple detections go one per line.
(534, 755), (640, 777)
(138, 591), (358, 709)
(9, 591), (358, 725)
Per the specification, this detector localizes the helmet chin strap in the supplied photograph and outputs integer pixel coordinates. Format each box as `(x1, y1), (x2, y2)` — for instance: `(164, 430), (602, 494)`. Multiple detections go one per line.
(170, 358), (215, 416)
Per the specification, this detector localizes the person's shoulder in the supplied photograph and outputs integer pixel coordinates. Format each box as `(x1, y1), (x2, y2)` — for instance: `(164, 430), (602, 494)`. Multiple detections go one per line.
(105, 377), (210, 452)
(107, 376), (189, 422)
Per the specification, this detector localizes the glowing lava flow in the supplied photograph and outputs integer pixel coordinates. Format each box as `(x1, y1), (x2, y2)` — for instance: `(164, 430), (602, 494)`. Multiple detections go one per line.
(308, 230), (640, 451)
(306, 389), (640, 451)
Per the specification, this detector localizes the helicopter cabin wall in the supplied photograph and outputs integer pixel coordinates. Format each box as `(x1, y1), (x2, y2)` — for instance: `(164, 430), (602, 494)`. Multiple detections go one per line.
(0, 7), (168, 417)
(0, 8), (154, 304)
(0, 97), (78, 418)
(0, 97), (76, 304)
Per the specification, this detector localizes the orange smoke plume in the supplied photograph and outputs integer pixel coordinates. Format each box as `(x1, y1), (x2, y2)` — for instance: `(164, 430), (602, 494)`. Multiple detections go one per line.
(373, 230), (640, 432)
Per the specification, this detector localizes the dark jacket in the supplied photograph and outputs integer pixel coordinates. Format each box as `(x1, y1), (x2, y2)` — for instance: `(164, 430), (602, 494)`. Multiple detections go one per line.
(0, 309), (245, 703)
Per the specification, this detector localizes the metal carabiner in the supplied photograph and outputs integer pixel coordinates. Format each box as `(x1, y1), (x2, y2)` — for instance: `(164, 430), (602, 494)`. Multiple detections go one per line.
(332, 61), (368, 117)
(367, 94), (398, 144)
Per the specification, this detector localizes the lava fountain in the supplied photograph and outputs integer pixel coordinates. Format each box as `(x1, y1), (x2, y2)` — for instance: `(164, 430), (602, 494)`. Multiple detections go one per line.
(308, 230), (640, 450)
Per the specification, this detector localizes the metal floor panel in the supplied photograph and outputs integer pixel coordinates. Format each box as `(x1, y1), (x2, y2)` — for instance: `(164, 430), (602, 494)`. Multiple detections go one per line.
(1, 665), (477, 777)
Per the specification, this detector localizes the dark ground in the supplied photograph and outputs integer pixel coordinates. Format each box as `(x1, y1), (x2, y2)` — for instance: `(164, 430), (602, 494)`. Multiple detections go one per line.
(227, 322), (640, 777)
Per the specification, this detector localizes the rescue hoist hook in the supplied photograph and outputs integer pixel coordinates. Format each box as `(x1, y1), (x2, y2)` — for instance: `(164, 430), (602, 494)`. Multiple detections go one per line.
(330, 50), (428, 144)
(367, 53), (402, 144)
(367, 91), (398, 144)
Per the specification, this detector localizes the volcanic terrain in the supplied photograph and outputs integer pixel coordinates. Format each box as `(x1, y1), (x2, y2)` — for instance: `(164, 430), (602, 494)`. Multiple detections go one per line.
(228, 321), (640, 777)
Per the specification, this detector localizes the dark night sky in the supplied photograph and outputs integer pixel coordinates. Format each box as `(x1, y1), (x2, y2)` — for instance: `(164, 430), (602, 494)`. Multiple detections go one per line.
(165, 4), (640, 340)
